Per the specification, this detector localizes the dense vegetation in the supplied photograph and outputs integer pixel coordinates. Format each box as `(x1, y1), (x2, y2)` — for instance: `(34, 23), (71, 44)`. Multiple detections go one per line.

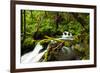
(21, 10), (90, 61)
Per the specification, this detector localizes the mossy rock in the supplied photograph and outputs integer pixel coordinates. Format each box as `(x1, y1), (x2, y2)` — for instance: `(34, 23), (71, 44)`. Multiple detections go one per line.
(21, 38), (36, 56)
(64, 41), (72, 47)
(23, 38), (35, 46)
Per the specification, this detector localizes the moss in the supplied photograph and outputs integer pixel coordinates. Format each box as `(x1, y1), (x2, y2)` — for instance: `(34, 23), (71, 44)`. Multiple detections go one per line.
(21, 38), (36, 55)
(64, 41), (72, 47)
(44, 50), (49, 61)
(23, 38), (34, 46)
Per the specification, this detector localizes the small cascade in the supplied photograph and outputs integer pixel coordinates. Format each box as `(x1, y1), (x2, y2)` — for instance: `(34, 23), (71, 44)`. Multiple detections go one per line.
(21, 31), (79, 63)
(21, 43), (47, 63)
(59, 31), (73, 40)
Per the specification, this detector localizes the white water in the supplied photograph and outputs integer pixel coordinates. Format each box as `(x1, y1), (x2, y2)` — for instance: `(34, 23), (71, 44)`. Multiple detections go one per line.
(21, 43), (78, 63)
(21, 31), (75, 63)
(59, 31), (73, 40)
(21, 43), (47, 63)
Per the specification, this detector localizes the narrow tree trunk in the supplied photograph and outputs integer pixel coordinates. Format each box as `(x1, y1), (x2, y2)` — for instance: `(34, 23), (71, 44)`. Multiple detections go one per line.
(30, 10), (33, 22)
(23, 10), (26, 41)
(21, 10), (23, 35)
(56, 12), (59, 30)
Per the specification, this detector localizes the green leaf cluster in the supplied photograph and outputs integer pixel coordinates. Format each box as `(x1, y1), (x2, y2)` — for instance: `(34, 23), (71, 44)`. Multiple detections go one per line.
(21, 10), (90, 60)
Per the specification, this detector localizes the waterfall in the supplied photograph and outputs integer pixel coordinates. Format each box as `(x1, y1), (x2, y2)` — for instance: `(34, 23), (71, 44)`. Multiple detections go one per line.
(21, 31), (79, 63)
(21, 43), (47, 63)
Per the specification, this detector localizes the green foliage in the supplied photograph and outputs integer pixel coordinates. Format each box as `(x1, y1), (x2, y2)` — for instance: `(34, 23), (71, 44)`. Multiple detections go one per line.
(21, 10), (90, 60)
(21, 38), (35, 55)
(23, 38), (34, 47)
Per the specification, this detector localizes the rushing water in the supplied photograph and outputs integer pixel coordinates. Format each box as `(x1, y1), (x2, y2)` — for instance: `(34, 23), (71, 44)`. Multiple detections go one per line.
(21, 43), (47, 63)
(21, 31), (79, 63)
(21, 43), (79, 63)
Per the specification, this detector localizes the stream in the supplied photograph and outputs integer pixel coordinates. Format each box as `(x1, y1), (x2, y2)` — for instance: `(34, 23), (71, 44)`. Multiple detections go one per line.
(21, 31), (80, 63)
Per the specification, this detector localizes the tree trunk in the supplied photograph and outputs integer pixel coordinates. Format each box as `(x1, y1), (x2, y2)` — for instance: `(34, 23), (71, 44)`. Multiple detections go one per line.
(23, 10), (26, 42)
(21, 10), (23, 35)
(30, 10), (33, 22)
(55, 12), (59, 30)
